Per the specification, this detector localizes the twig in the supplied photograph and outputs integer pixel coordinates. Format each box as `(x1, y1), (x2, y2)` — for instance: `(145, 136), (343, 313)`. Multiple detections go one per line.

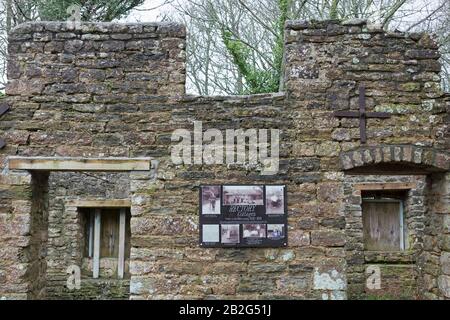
(382, 0), (407, 29)
(134, 0), (174, 11)
(405, 1), (447, 32)
(237, 0), (278, 38)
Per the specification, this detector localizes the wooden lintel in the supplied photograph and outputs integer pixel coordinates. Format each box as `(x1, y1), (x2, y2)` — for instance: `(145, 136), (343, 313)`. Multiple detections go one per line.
(354, 182), (417, 191)
(8, 157), (152, 172)
(66, 199), (131, 208)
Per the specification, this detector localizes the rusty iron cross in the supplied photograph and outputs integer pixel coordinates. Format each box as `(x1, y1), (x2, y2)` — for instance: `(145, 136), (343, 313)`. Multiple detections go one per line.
(333, 86), (391, 144)
(0, 102), (10, 149)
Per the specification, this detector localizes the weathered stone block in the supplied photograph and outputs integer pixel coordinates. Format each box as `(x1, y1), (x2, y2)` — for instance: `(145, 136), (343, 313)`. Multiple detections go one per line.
(438, 275), (450, 298)
(440, 252), (450, 275)
(64, 40), (84, 53)
(313, 268), (346, 290)
(332, 128), (351, 141)
(237, 276), (275, 293)
(277, 275), (310, 291)
(406, 49), (440, 60)
(440, 235), (450, 251)
(101, 40), (125, 52)
(444, 215), (450, 234)
(248, 263), (286, 273)
(352, 151), (364, 167)
(289, 230), (310, 247)
(292, 142), (315, 156)
(317, 182), (342, 202)
(316, 141), (340, 157)
(311, 230), (345, 247)
(340, 154), (354, 170)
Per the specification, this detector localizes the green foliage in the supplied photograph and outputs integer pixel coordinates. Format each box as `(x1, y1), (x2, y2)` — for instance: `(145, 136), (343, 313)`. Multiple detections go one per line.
(33, 0), (145, 22)
(221, 29), (279, 94)
(221, 0), (290, 94)
(329, 0), (340, 20)
(273, 0), (289, 87)
(35, 0), (79, 21)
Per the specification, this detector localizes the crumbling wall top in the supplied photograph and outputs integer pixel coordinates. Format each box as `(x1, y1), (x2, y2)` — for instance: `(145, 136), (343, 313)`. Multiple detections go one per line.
(9, 21), (186, 38)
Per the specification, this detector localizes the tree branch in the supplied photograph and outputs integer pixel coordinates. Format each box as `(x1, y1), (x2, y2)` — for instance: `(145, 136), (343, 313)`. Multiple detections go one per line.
(237, 0), (278, 38)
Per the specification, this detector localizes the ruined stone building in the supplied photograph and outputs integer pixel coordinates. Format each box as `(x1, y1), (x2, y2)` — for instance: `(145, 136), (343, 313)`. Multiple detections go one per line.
(0, 19), (448, 300)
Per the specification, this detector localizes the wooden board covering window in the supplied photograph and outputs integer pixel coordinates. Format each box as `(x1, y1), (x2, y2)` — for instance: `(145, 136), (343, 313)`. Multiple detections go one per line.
(83, 209), (131, 259)
(82, 209), (92, 257)
(362, 200), (403, 251)
(81, 208), (131, 278)
(100, 209), (120, 257)
(100, 209), (131, 261)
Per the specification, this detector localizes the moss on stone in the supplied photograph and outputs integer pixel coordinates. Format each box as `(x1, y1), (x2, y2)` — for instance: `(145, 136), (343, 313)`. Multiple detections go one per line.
(399, 82), (421, 92)
(375, 104), (419, 114)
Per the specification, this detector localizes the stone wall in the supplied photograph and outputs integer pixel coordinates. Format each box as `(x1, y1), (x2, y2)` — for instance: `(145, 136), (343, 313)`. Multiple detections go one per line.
(438, 174), (450, 298)
(0, 171), (49, 299)
(49, 279), (130, 300)
(27, 172), (49, 299)
(343, 174), (426, 299)
(284, 19), (447, 151)
(2, 21), (186, 162)
(2, 22), (186, 299)
(420, 172), (450, 299)
(45, 172), (130, 299)
(283, 19), (448, 299)
(0, 19), (448, 300)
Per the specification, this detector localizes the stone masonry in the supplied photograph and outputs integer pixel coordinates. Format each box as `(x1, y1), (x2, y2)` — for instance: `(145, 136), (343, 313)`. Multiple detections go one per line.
(0, 19), (448, 299)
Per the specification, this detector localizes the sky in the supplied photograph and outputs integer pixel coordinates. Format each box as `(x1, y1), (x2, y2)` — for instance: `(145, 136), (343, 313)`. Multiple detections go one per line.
(116, 0), (448, 94)
(120, 0), (446, 30)
(0, 0), (446, 93)
(120, 0), (174, 23)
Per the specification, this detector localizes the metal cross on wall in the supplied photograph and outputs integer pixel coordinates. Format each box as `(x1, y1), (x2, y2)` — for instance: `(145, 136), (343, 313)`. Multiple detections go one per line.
(0, 102), (10, 149)
(333, 86), (391, 144)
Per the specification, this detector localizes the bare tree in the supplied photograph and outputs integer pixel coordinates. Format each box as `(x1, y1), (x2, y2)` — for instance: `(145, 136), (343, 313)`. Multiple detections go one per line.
(0, 0), (448, 94)
(164, 0), (450, 95)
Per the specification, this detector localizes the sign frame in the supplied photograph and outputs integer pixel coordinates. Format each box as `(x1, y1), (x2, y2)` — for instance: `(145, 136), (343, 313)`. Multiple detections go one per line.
(199, 184), (288, 248)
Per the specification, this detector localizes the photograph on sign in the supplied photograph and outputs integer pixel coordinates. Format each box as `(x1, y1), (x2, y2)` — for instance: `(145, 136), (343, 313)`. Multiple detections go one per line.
(201, 186), (221, 215)
(222, 185), (264, 206)
(267, 224), (285, 240)
(243, 224), (266, 238)
(221, 224), (240, 244)
(266, 185), (285, 214)
(202, 224), (219, 243)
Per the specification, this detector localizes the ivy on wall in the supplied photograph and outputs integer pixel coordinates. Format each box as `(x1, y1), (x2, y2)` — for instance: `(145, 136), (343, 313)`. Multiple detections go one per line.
(221, 0), (289, 94)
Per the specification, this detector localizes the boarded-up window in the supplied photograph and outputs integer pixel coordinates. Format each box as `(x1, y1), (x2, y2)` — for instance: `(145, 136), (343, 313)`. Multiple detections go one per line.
(83, 209), (131, 259)
(100, 210), (120, 258)
(81, 208), (131, 278)
(362, 199), (404, 251)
